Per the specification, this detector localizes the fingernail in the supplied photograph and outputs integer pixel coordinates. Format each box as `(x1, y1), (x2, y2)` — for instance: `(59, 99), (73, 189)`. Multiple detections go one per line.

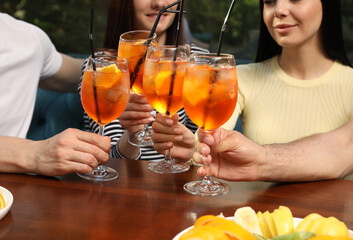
(166, 119), (173, 125)
(166, 142), (173, 148)
(200, 146), (206, 155)
(173, 128), (182, 134)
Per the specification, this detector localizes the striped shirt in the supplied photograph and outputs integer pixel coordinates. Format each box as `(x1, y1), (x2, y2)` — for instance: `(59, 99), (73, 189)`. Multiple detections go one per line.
(80, 44), (209, 161)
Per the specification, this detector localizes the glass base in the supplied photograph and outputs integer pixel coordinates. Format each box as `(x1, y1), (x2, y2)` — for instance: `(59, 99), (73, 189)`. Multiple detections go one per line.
(183, 179), (230, 196)
(128, 129), (154, 147)
(147, 160), (190, 174)
(77, 166), (119, 181)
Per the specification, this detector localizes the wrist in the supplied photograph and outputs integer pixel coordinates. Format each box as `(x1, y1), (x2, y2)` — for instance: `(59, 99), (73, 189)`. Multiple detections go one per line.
(117, 132), (141, 160)
(22, 139), (41, 173)
(115, 142), (141, 160)
(254, 145), (273, 181)
(258, 144), (293, 182)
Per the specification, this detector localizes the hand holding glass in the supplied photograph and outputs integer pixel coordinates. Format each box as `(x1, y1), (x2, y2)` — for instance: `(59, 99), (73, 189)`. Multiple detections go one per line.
(143, 45), (191, 174)
(118, 30), (158, 147)
(78, 56), (130, 181)
(182, 53), (238, 195)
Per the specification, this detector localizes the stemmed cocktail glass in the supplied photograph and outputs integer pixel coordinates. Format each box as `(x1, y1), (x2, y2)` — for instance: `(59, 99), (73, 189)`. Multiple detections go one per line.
(182, 53), (238, 195)
(118, 30), (158, 147)
(78, 55), (130, 181)
(143, 45), (191, 174)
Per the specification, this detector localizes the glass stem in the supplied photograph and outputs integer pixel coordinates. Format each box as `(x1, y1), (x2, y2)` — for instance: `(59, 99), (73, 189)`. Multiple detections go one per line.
(96, 125), (104, 170)
(164, 149), (173, 165)
(202, 163), (213, 185)
(142, 124), (149, 134)
(201, 130), (213, 184)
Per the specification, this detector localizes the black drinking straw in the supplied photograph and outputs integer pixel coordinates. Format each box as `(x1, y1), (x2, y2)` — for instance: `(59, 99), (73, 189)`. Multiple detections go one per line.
(130, 0), (183, 89)
(89, 8), (96, 71)
(89, 8), (101, 124)
(148, 0), (183, 41)
(201, 0), (237, 129)
(216, 0), (237, 56)
(174, 0), (184, 48)
(166, 0), (185, 115)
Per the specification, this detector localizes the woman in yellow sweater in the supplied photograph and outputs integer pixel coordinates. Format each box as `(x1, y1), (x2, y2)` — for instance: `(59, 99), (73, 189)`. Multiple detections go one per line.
(151, 0), (353, 181)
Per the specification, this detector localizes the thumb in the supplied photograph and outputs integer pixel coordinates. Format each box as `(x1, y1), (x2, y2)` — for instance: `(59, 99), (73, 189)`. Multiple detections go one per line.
(213, 129), (243, 152)
(171, 113), (179, 124)
(198, 129), (215, 146)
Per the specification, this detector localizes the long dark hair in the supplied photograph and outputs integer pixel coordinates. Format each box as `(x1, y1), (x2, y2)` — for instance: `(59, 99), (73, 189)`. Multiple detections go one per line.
(255, 0), (351, 66)
(103, 0), (184, 49)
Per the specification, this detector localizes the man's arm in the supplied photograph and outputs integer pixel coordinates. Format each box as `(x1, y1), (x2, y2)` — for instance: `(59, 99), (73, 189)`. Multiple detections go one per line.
(0, 129), (111, 176)
(196, 118), (353, 182)
(261, 118), (353, 181)
(39, 53), (84, 92)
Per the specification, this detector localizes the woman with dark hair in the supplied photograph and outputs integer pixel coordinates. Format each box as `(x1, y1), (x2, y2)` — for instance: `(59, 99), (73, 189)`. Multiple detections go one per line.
(103, 0), (186, 48)
(82, 0), (208, 161)
(255, 0), (351, 65)
(219, 0), (353, 145)
(152, 0), (353, 181)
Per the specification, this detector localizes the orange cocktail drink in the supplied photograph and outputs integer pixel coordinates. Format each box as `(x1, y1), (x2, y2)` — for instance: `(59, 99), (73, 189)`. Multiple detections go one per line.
(143, 59), (188, 116)
(78, 56), (130, 181)
(144, 45), (191, 174)
(118, 30), (158, 95)
(143, 45), (190, 116)
(182, 53), (238, 196)
(182, 54), (238, 131)
(81, 57), (130, 126)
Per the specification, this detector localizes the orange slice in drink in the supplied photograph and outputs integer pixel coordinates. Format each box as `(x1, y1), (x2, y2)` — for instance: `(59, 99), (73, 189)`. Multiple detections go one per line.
(96, 64), (122, 88)
(0, 193), (5, 209)
(155, 70), (173, 96)
(134, 40), (146, 46)
(99, 64), (119, 73)
(183, 66), (210, 107)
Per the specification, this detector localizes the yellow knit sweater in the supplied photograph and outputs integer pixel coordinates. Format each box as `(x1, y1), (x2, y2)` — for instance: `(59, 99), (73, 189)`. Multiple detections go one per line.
(222, 56), (353, 145)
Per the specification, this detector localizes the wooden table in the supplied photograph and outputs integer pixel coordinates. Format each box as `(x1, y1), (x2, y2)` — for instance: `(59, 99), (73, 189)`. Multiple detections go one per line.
(0, 158), (352, 240)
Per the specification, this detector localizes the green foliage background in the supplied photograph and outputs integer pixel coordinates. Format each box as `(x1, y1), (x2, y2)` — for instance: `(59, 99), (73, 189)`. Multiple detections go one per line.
(0, 0), (108, 57)
(185, 0), (260, 60)
(1, 0), (353, 62)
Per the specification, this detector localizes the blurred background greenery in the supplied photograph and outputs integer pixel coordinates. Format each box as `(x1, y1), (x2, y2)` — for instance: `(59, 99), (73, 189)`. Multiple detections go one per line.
(1, 0), (353, 63)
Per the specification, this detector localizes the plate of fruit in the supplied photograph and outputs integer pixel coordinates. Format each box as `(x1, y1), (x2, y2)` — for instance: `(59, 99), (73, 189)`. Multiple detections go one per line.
(0, 186), (13, 221)
(173, 206), (353, 240)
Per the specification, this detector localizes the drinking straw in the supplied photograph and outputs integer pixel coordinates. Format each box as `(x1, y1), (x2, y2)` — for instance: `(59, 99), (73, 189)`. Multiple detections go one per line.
(174, 0), (184, 48)
(201, 0), (237, 128)
(216, 0), (237, 56)
(148, 0), (183, 42)
(166, 0), (185, 115)
(89, 8), (96, 71)
(89, 8), (101, 124)
(130, 0), (183, 89)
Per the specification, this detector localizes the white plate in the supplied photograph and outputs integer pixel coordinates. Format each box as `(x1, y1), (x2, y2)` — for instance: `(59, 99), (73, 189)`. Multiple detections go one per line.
(173, 217), (353, 239)
(0, 186), (13, 221)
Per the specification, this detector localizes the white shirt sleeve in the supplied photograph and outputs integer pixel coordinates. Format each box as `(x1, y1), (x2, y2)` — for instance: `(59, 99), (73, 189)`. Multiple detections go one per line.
(32, 25), (62, 80)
